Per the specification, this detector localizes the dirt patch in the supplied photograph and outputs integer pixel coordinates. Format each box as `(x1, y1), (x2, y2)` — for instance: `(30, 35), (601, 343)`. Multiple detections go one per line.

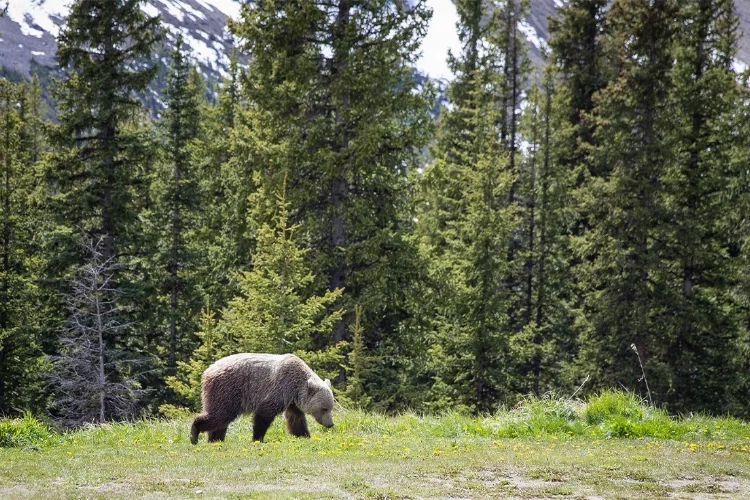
(667, 475), (750, 498)
(0, 485), (38, 498)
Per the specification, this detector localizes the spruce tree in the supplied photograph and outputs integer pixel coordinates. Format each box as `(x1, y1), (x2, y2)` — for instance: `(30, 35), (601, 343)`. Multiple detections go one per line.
(0, 80), (47, 415)
(148, 36), (204, 370)
(417, 0), (519, 412)
(575, 0), (676, 400)
(220, 178), (343, 357)
(229, 0), (432, 403)
(511, 72), (577, 396)
(547, 0), (610, 175)
(167, 178), (344, 411)
(659, 0), (745, 413)
(46, 0), (162, 266)
(41, 0), (162, 416)
(49, 237), (146, 426)
(191, 51), (245, 311)
(19, 74), (46, 166)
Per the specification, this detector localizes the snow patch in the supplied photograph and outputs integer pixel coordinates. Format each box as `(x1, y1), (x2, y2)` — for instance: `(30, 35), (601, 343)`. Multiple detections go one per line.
(554, 0), (567, 8)
(518, 20), (548, 52)
(157, 0), (184, 22)
(7, 0), (74, 38)
(176, 0), (206, 21)
(733, 58), (748, 75)
(165, 23), (229, 72)
(31, 50), (45, 56)
(193, 0), (241, 19)
(142, 2), (160, 18)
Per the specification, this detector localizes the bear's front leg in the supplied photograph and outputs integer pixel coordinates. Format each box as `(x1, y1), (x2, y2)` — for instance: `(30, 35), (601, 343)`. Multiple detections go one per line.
(253, 399), (283, 442)
(284, 404), (310, 438)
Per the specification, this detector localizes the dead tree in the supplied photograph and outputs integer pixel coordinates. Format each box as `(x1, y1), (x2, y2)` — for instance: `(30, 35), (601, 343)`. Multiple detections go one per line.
(49, 236), (146, 427)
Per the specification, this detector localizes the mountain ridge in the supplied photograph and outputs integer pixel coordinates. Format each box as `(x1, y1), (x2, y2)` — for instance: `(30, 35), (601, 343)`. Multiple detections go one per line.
(2, 0), (750, 102)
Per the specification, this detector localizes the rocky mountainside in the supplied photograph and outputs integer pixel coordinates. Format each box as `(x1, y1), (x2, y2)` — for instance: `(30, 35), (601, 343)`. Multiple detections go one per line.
(1, 0), (750, 105)
(2, 0), (239, 78)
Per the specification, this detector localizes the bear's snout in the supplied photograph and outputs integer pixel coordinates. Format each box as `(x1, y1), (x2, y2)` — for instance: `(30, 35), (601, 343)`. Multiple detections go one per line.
(314, 412), (334, 429)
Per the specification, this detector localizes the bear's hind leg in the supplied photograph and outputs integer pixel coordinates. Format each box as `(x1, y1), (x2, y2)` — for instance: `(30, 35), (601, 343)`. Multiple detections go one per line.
(284, 404), (310, 438)
(191, 413), (236, 445)
(253, 399), (283, 442)
(207, 427), (228, 442)
(190, 414), (209, 445)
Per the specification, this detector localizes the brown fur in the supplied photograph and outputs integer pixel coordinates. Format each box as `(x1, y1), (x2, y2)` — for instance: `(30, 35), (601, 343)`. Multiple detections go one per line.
(190, 353), (334, 444)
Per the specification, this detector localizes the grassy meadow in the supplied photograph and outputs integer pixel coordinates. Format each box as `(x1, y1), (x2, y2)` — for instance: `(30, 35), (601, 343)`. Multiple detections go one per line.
(1, 391), (749, 499)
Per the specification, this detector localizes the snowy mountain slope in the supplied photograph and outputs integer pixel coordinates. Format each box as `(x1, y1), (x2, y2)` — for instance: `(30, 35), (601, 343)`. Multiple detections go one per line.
(2, 0), (750, 97)
(418, 0), (750, 80)
(1, 0), (240, 81)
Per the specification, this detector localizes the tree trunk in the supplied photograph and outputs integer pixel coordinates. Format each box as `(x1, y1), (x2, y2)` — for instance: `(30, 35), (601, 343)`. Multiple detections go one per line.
(330, 0), (351, 346)
(94, 266), (106, 423)
(0, 91), (10, 411)
(169, 144), (181, 368)
(533, 83), (553, 395)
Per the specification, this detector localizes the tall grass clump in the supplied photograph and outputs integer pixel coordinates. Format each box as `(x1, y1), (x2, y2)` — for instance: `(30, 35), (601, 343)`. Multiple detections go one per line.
(478, 390), (747, 440)
(583, 391), (678, 438)
(485, 393), (588, 438)
(0, 413), (54, 448)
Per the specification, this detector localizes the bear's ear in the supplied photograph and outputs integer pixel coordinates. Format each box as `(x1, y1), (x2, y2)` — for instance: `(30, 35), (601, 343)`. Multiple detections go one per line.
(324, 379), (331, 388)
(307, 377), (318, 395)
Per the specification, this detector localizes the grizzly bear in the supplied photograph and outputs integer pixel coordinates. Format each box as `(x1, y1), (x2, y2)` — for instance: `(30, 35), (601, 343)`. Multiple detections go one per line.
(190, 353), (335, 444)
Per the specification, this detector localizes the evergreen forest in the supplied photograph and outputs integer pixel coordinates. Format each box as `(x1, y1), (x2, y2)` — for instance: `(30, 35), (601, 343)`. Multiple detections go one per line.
(2, 0), (750, 424)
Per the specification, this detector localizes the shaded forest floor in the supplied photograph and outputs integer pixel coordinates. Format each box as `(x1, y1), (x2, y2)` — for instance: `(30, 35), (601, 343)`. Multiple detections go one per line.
(1, 392), (749, 499)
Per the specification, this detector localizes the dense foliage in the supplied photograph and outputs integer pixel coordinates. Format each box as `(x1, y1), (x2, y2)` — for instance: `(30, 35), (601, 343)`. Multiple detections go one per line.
(1, 0), (749, 422)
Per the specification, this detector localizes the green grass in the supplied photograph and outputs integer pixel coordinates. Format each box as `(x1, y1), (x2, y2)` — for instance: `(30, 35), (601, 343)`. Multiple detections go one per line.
(2, 391), (750, 499)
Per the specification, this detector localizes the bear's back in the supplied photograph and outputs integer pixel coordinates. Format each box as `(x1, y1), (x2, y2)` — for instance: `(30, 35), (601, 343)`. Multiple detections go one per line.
(202, 353), (313, 412)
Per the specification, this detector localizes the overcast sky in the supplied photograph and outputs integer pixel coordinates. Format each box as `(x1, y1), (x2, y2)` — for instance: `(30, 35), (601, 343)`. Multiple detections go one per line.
(417, 0), (461, 80)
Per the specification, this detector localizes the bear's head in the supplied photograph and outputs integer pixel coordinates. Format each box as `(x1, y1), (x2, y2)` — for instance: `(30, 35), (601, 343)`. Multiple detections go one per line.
(301, 377), (335, 428)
